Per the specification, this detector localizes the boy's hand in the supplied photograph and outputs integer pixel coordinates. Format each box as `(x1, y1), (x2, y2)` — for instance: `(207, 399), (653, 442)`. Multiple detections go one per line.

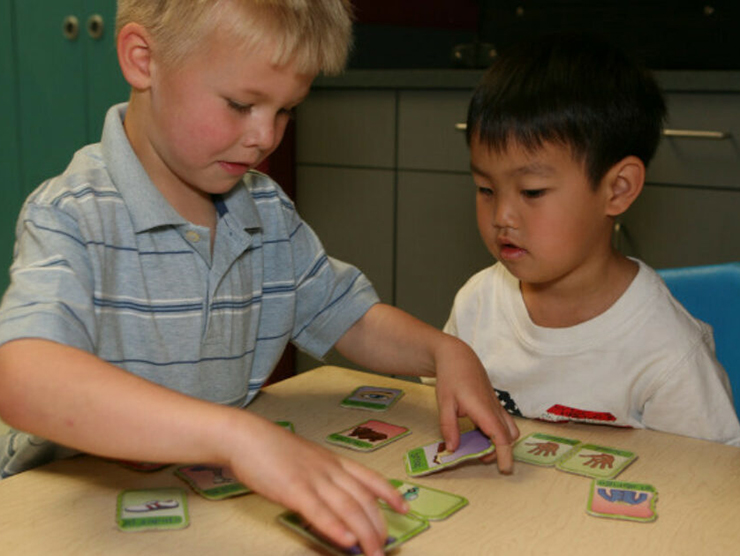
(225, 418), (407, 556)
(433, 336), (520, 473)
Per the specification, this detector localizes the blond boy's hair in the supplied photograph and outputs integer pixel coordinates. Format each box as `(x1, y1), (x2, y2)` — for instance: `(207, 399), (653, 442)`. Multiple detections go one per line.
(116, 0), (353, 75)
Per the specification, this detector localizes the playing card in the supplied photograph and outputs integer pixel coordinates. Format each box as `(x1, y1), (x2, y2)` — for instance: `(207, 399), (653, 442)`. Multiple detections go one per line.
(175, 464), (251, 500)
(326, 419), (411, 452)
(555, 443), (637, 479)
(340, 386), (405, 412)
(386, 479), (468, 520)
(278, 506), (429, 555)
(513, 432), (582, 466)
(587, 479), (658, 522)
(404, 429), (495, 477)
(116, 488), (189, 532)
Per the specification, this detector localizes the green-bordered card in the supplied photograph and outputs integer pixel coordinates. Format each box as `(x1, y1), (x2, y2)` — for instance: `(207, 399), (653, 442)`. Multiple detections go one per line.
(556, 443), (637, 479)
(587, 479), (658, 522)
(386, 479), (468, 520)
(326, 419), (411, 452)
(116, 488), (189, 532)
(340, 386), (405, 412)
(175, 464), (251, 500)
(404, 429), (494, 477)
(513, 432), (582, 466)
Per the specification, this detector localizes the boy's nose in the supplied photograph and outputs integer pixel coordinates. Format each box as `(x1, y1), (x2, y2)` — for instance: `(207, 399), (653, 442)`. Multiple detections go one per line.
(493, 197), (517, 228)
(242, 116), (277, 152)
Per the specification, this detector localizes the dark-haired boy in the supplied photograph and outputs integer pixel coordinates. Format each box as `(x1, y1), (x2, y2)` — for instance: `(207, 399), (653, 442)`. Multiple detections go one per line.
(447, 33), (740, 445)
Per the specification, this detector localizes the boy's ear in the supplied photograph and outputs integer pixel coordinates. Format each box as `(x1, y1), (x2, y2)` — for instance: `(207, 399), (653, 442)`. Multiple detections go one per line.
(603, 156), (645, 217)
(117, 22), (155, 90)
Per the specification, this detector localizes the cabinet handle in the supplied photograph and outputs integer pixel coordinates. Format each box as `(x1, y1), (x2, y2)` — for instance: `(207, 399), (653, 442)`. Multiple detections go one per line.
(62, 15), (79, 41)
(663, 128), (730, 140)
(456, 123), (731, 140)
(87, 14), (104, 40)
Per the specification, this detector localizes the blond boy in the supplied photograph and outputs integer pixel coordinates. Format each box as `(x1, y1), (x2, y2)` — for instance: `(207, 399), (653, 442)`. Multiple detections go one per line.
(0, 2), (518, 554)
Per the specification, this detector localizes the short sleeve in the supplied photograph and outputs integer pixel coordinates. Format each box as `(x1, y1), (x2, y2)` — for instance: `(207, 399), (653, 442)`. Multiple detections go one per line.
(0, 203), (97, 352)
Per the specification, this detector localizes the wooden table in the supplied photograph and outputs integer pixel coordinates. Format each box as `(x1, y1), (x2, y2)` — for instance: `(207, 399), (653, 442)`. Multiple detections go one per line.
(1, 366), (739, 555)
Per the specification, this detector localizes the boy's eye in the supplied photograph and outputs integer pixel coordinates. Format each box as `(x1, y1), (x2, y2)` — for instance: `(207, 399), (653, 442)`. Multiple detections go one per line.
(477, 186), (493, 196)
(522, 189), (545, 199)
(278, 107), (297, 120)
(227, 99), (252, 113)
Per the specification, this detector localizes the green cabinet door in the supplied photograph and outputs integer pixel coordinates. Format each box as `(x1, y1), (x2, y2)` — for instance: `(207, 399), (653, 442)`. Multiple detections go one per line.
(15, 0), (88, 194)
(0, 0), (23, 294)
(2, 0), (128, 294)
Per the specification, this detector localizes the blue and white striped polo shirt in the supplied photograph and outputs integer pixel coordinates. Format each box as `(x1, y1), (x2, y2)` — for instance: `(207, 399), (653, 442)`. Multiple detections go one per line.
(0, 104), (378, 477)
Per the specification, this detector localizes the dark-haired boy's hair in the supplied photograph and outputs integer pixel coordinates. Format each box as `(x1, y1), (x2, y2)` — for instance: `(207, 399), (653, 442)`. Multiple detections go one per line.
(467, 33), (666, 188)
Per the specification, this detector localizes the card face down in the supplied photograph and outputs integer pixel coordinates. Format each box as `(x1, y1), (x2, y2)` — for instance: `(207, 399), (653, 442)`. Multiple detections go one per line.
(175, 465), (251, 500)
(340, 386), (405, 412)
(404, 429), (495, 477)
(587, 479), (658, 522)
(326, 419), (411, 452)
(387, 479), (468, 521)
(278, 507), (429, 555)
(555, 443), (637, 479)
(116, 488), (189, 532)
(513, 432), (582, 466)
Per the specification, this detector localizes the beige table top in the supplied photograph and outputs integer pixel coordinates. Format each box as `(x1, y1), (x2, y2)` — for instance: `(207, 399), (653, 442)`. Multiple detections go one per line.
(1, 366), (739, 555)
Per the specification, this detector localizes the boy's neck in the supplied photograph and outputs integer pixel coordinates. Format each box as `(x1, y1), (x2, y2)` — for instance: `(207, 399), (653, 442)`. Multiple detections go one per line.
(520, 253), (638, 328)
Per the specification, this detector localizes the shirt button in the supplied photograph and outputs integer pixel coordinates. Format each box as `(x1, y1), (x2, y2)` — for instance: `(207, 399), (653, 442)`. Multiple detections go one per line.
(185, 230), (201, 243)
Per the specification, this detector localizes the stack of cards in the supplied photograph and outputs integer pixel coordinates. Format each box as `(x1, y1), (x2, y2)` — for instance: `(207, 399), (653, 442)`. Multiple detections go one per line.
(404, 429), (495, 477)
(279, 479), (469, 554)
(278, 507), (429, 555)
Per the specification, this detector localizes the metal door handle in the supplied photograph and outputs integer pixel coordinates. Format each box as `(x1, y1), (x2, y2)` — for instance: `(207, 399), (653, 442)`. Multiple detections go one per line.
(663, 129), (731, 140)
(62, 15), (79, 40)
(87, 14), (104, 40)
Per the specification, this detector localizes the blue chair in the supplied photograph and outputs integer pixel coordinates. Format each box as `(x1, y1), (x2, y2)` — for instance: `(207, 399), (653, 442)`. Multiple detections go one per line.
(657, 263), (740, 417)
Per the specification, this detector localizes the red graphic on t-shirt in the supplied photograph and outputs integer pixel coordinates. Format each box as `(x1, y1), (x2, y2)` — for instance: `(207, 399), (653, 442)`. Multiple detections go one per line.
(540, 404), (622, 426)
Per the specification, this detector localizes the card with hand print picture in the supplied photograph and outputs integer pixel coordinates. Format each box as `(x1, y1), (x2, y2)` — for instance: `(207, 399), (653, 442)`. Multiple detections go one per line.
(555, 443), (637, 479)
(513, 432), (582, 466)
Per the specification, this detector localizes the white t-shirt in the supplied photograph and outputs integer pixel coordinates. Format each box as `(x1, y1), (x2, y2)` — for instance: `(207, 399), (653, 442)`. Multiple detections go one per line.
(445, 260), (740, 446)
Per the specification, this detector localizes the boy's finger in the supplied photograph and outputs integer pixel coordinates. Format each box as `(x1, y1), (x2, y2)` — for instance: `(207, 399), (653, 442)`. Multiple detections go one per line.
(308, 480), (385, 556)
(437, 395), (461, 452)
(343, 459), (409, 515)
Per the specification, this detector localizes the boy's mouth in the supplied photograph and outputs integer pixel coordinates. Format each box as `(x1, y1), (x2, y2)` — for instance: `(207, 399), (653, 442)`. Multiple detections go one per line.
(218, 161), (251, 176)
(498, 238), (527, 260)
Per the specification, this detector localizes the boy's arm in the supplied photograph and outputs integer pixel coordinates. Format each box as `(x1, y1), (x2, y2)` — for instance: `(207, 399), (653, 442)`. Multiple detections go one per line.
(0, 338), (406, 556)
(334, 303), (520, 473)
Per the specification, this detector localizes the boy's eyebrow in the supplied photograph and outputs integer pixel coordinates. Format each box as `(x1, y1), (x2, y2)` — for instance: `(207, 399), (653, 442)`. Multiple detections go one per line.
(470, 160), (555, 178)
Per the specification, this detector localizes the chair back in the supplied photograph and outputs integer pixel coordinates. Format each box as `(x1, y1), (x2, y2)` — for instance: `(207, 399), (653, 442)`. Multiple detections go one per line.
(657, 263), (740, 417)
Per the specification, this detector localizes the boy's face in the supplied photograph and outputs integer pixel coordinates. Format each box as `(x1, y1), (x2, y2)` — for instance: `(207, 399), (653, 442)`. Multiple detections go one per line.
(135, 30), (314, 197)
(470, 137), (613, 288)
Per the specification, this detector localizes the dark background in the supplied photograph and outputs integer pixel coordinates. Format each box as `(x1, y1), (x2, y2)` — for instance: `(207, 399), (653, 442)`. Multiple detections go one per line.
(349, 1), (740, 70)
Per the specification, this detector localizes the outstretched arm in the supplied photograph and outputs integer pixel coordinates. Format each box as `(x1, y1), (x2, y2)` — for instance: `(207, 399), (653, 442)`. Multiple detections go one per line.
(0, 338), (405, 556)
(334, 303), (520, 473)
